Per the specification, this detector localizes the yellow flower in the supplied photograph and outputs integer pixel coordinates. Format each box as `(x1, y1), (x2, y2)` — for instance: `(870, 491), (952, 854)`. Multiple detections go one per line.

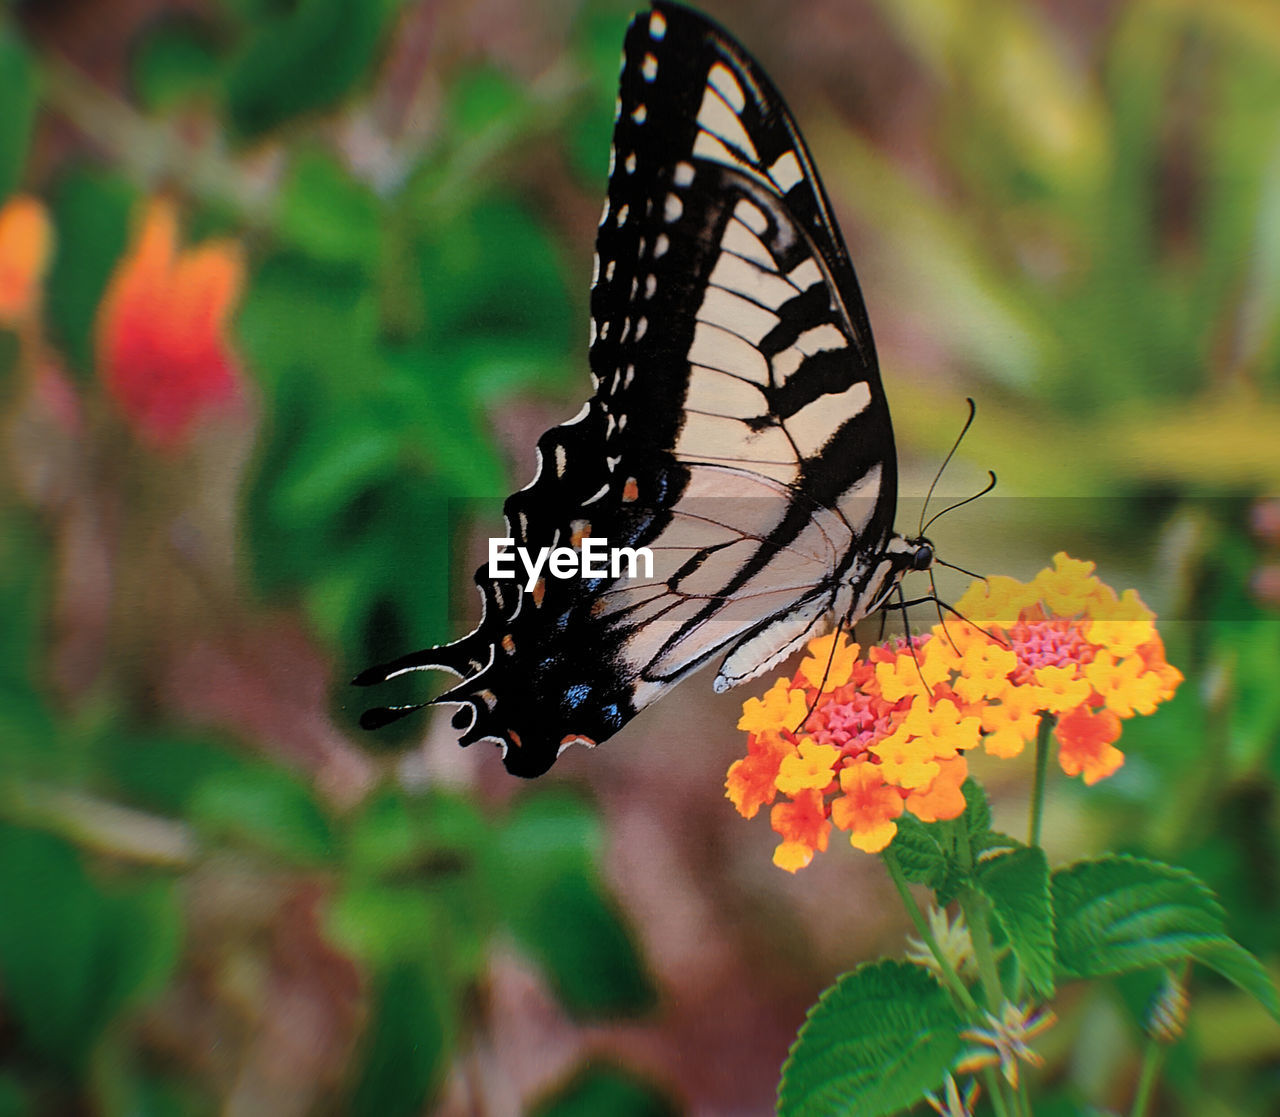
(1084, 651), (1163, 717)
(728, 554), (1182, 867)
(871, 727), (942, 790)
(901, 696), (981, 757)
(952, 641), (1019, 704)
(1031, 665), (1092, 713)
(775, 739), (842, 794)
(798, 632), (858, 689)
(738, 677), (808, 734)
(1032, 552), (1100, 615)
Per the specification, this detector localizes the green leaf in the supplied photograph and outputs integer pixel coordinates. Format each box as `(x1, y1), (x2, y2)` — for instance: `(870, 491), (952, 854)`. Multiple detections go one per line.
(278, 150), (382, 268)
(0, 25), (37, 199)
(977, 846), (1055, 997)
(493, 792), (653, 1018)
(189, 765), (335, 865)
(0, 825), (181, 1075)
(349, 962), (452, 1117)
(131, 17), (222, 110)
(531, 1062), (679, 1117)
(959, 778), (992, 844)
(46, 168), (135, 374)
(226, 0), (400, 137)
(1053, 855), (1280, 1021)
(1188, 939), (1280, 1023)
(886, 815), (951, 891)
(778, 961), (965, 1117)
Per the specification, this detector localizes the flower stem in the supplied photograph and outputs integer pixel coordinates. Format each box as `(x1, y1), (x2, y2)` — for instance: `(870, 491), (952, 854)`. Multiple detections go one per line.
(958, 887), (1005, 1014)
(881, 848), (979, 1015)
(1028, 714), (1056, 848)
(1128, 1040), (1164, 1117)
(883, 849), (1018, 1117)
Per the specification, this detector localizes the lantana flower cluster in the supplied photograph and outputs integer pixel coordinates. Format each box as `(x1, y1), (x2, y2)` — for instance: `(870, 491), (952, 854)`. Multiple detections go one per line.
(726, 554), (1182, 871)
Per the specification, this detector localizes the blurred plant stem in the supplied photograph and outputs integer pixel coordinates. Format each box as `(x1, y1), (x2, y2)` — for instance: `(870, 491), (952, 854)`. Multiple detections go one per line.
(0, 778), (197, 866)
(1128, 1040), (1164, 1117)
(1028, 714), (1055, 847)
(39, 52), (275, 227)
(40, 46), (586, 236)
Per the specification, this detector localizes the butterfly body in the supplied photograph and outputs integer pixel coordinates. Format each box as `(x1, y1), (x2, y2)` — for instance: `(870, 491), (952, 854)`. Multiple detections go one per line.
(356, 1), (933, 777)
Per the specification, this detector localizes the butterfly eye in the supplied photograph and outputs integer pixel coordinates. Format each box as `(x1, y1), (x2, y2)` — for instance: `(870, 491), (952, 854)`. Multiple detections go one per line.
(912, 542), (934, 572)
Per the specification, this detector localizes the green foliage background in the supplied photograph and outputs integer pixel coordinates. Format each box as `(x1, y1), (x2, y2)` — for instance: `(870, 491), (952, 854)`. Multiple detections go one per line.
(0, 0), (1278, 1113)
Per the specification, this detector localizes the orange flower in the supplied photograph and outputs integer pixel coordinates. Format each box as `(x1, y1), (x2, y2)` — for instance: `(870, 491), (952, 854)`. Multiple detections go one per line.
(1055, 706), (1124, 785)
(725, 731), (795, 819)
(904, 755), (969, 823)
(726, 554), (1182, 868)
(0, 195), (52, 326)
(771, 789), (831, 871)
(97, 199), (245, 450)
(830, 762), (905, 853)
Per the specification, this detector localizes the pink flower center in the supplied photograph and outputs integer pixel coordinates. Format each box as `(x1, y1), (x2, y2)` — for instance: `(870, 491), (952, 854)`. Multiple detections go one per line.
(1007, 617), (1095, 683)
(810, 685), (895, 758)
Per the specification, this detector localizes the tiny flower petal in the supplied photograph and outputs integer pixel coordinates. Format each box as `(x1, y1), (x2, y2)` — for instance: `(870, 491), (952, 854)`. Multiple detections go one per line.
(1056, 705), (1124, 784)
(726, 731), (797, 818)
(798, 632), (858, 690)
(738, 677), (808, 734)
(1031, 664), (1093, 713)
(1033, 552), (1099, 614)
(775, 739), (841, 794)
(831, 762), (904, 852)
(904, 754), (969, 822)
(871, 725), (942, 789)
(771, 788), (830, 870)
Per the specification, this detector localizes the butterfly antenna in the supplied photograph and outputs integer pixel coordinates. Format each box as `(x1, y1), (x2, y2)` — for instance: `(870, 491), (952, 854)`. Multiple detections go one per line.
(922, 470), (997, 536)
(359, 702), (430, 730)
(935, 557), (989, 584)
(919, 398), (977, 536)
(793, 616), (846, 736)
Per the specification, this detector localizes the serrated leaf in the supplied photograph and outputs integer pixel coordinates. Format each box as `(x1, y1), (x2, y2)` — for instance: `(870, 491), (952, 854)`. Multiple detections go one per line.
(959, 778), (992, 844)
(977, 847), (1055, 997)
(1189, 939), (1280, 1023)
(888, 815), (950, 889)
(778, 961), (964, 1117)
(1053, 855), (1280, 1021)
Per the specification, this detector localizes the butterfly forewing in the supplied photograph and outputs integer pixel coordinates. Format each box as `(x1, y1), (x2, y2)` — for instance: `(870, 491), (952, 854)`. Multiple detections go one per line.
(357, 1), (907, 776)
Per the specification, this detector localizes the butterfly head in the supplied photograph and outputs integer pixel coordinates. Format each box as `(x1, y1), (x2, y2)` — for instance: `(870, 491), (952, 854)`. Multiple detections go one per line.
(907, 537), (935, 572)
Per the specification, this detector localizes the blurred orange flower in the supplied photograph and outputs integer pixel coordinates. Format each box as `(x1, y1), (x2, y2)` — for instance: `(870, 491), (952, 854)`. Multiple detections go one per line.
(97, 199), (245, 450)
(725, 554), (1183, 870)
(0, 194), (53, 326)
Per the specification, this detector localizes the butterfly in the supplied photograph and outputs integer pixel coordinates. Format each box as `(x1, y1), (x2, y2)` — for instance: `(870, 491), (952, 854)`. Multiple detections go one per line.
(355, 0), (935, 777)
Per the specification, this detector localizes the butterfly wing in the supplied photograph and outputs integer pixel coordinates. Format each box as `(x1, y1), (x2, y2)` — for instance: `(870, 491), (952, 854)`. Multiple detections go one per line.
(357, 1), (901, 776)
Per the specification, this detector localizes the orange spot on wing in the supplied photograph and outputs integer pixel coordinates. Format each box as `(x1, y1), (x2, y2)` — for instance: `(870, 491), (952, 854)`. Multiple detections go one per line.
(508, 730), (523, 748)
(532, 579), (546, 606)
(561, 734), (597, 748)
(570, 518), (592, 547)
(502, 634), (515, 654)
(622, 478), (639, 502)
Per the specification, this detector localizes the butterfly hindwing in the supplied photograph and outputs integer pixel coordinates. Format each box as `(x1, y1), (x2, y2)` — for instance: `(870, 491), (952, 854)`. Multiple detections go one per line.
(357, 1), (915, 776)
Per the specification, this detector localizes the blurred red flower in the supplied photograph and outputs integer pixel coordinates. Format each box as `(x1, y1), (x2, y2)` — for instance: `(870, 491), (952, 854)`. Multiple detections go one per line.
(97, 199), (245, 450)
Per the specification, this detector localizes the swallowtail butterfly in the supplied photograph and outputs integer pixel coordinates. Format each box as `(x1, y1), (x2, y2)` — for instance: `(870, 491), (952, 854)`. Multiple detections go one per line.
(355, 0), (935, 776)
